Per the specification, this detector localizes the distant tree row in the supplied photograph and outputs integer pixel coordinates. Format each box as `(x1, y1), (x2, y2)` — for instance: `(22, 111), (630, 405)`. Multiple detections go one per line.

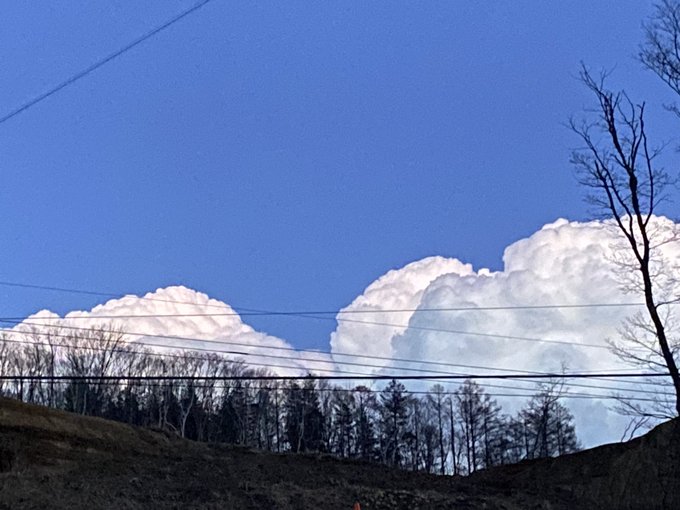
(0, 325), (580, 475)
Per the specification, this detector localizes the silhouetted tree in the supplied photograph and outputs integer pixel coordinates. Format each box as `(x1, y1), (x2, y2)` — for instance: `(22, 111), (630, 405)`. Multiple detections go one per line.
(379, 379), (409, 467)
(519, 383), (580, 459)
(0, 324), (583, 476)
(354, 386), (378, 461)
(427, 384), (448, 475)
(570, 65), (680, 416)
(640, 0), (680, 116)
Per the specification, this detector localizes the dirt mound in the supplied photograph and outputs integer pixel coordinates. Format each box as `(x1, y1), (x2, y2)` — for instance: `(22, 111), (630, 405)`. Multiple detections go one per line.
(0, 397), (677, 509)
(468, 417), (680, 509)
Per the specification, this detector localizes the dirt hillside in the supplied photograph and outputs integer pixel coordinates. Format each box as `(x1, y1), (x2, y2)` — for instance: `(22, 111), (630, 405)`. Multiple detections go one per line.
(0, 397), (677, 509)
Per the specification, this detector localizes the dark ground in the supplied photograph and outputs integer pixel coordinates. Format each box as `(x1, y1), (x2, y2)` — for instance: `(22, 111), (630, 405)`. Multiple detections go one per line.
(0, 398), (677, 509)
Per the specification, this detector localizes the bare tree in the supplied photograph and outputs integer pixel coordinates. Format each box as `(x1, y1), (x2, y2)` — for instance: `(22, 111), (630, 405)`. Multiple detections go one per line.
(446, 395), (461, 475)
(177, 355), (201, 439)
(640, 0), (680, 116)
(0, 332), (13, 395)
(193, 353), (222, 442)
(0, 327), (587, 475)
(569, 66), (680, 415)
(354, 385), (378, 461)
(609, 307), (680, 424)
(427, 384), (448, 475)
(519, 381), (579, 459)
(455, 380), (499, 473)
(332, 388), (355, 458)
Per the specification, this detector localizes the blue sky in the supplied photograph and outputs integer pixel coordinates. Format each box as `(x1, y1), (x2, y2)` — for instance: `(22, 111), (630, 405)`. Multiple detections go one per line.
(1, 1), (677, 349)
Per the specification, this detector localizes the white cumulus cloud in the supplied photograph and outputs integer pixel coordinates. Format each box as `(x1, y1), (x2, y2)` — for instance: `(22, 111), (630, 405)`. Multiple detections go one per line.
(7, 217), (680, 448)
(330, 217), (680, 446)
(12, 286), (331, 376)
(329, 256), (475, 362)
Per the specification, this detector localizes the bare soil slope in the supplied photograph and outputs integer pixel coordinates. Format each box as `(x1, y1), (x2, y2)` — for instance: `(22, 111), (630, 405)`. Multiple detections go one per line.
(0, 397), (677, 509)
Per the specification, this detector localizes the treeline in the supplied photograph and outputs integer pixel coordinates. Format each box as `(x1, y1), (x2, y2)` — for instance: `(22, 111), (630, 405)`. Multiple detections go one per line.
(0, 325), (580, 475)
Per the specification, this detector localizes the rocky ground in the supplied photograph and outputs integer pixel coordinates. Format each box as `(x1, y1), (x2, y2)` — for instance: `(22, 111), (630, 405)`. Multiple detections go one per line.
(0, 397), (677, 509)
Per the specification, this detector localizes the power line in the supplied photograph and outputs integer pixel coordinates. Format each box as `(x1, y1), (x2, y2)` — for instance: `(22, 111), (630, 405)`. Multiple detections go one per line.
(0, 280), (640, 350)
(0, 306), (651, 319)
(2, 317), (660, 388)
(0, 327), (469, 378)
(1, 319), (636, 389)
(0, 280), (653, 314)
(1, 372), (668, 382)
(1, 327), (564, 394)
(1, 313), (611, 351)
(7, 379), (663, 403)
(0, 327), (668, 395)
(0, 0), (214, 126)
(0, 279), (647, 350)
(0, 321), (671, 391)
(328, 316), (610, 350)
(0, 281), (235, 309)
(0, 280), (660, 387)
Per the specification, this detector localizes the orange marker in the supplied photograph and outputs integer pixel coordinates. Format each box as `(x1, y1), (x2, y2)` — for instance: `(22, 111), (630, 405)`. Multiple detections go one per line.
(353, 503), (361, 510)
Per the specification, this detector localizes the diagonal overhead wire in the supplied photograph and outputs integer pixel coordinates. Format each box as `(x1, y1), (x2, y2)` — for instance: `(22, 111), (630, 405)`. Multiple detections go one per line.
(0, 319), (663, 389)
(0, 279), (661, 387)
(0, 280), (634, 350)
(0, 312), (611, 350)
(2, 373), (669, 382)
(0, 326), (668, 395)
(0, 0), (214, 126)
(0, 280), (651, 314)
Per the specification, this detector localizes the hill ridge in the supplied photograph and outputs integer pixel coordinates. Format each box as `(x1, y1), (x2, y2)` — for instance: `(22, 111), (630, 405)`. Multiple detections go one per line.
(0, 397), (677, 509)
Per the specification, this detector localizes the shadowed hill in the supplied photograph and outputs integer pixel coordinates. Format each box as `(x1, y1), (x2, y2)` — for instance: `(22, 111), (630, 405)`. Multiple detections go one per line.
(468, 416), (680, 509)
(0, 397), (677, 509)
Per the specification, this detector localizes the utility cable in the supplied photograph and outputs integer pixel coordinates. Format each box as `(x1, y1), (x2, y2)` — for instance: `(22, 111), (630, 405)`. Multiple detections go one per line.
(0, 0), (214, 125)
(0, 327), (669, 395)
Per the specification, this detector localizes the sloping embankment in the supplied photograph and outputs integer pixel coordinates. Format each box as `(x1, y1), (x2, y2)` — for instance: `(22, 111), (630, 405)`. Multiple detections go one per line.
(0, 397), (677, 509)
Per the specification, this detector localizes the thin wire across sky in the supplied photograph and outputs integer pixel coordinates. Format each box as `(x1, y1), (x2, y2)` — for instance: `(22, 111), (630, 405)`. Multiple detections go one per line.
(0, 0), (215, 126)
(0, 278), (671, 402)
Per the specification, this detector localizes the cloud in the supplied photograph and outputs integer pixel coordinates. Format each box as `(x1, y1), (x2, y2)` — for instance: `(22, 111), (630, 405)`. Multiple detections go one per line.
(329, 256), (475, 362)
(6, 217), (680, 447)
(12, 286), (330, 376)
(330, 217), (680, 446)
